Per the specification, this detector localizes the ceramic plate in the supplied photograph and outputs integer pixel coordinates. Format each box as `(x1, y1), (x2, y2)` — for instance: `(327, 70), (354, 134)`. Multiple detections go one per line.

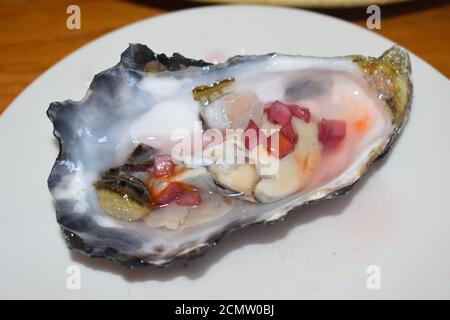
(0, 5), (449, 299)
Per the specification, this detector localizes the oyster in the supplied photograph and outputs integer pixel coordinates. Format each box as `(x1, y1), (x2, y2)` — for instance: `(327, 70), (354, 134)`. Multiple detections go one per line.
(47, 44), (412, 267)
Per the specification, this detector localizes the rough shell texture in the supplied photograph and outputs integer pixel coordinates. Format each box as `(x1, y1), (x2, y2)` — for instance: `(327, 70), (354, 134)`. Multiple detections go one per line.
(47, 44), (412, 267)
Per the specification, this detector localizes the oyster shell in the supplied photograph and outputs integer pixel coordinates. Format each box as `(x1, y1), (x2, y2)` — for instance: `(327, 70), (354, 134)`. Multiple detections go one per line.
(47, 44), (412, 267)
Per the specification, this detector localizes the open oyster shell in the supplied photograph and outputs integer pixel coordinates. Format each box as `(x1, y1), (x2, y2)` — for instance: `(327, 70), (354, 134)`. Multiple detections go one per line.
(47, 44), (412, 267)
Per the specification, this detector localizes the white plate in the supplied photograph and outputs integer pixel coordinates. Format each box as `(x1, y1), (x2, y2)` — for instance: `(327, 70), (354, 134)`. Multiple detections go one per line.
(0, 5), (449, 299)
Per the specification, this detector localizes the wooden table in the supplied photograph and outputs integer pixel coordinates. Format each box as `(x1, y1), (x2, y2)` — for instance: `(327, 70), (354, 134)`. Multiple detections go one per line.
(0, 0), (449, 113)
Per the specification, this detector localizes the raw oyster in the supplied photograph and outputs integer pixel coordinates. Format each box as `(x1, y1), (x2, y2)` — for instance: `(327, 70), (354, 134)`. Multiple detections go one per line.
(47, 44), (412, 267)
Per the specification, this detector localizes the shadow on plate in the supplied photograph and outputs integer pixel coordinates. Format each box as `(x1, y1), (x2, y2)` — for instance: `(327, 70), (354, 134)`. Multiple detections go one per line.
(68, 156), (387, 282)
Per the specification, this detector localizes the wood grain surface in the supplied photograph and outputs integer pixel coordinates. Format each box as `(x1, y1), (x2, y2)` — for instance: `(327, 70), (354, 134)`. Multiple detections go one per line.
(0, 0), (449, 113)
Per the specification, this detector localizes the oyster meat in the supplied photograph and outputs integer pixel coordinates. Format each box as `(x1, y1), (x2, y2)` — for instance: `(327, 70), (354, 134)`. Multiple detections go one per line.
(47, 44), (412, 267)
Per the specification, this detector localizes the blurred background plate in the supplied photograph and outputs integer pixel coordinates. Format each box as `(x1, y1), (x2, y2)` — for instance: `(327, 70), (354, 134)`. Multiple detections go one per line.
(190, 0), (411, 8)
